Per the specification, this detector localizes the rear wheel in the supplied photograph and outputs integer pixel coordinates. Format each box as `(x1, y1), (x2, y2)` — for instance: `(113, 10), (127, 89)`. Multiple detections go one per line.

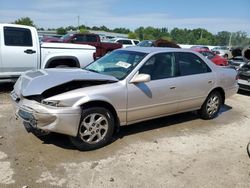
(69, 107), (115, 151)
(199, 91), (222, 120)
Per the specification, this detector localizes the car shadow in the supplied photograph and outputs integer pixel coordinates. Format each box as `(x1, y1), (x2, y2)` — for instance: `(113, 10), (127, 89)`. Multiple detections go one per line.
(37, 104), (233, 151)
(38, 133), (76, 150)
(0, 83), (15, 92)
(219, 104), (232, 114)
(238, 90), (250, 96)
(116, 112), (198, 139)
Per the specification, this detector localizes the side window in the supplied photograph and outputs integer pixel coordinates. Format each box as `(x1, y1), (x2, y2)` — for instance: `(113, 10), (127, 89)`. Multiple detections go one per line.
(117, 40), (132, 45)
(133, 40), (139, 45)
(206, 52), (215, 59)
(177, 52), (211, 76)
(74, 35), (86, 42)
(4, 26), (32, 46)
(139, 53), (176, 80)
(86, 35), (97, 42)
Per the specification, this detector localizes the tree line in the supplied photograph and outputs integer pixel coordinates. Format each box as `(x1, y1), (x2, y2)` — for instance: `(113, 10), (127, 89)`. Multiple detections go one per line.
(14, 17), (250, 47)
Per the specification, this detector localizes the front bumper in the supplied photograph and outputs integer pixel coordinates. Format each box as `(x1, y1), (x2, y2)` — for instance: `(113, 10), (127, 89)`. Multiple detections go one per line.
(11, 92), (82, 137)
(238, 79), (250, 91)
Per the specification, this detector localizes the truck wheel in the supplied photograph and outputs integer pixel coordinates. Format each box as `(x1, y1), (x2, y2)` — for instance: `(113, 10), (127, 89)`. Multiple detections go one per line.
(69, 107), (115, 151)
(199, 91), (222, 120)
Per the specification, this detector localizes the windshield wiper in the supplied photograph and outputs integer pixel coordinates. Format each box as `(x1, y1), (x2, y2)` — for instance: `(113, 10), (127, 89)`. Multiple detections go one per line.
(85, 68), (99, 73)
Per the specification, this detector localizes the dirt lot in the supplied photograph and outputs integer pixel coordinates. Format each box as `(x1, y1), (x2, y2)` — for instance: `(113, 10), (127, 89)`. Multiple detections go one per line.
(0, 83), (250, 188)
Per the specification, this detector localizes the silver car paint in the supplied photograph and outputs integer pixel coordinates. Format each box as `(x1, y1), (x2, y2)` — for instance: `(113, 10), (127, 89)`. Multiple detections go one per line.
(14, 69), (118, 97)
(11, 47), (239, 137)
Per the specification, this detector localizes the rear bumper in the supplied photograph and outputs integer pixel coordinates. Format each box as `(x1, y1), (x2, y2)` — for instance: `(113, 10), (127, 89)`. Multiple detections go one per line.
(11, 93), (81, 137)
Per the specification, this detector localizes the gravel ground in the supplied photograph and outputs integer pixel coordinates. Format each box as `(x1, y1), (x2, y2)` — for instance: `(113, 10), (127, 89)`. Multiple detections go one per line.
(0, 83), (250, 188)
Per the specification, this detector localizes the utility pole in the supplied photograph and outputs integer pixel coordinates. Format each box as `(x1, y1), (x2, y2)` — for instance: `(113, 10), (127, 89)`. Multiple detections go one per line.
(229, 32), (233, 47)
(77, 15), (80, 32)
(200, 30), (203, 39)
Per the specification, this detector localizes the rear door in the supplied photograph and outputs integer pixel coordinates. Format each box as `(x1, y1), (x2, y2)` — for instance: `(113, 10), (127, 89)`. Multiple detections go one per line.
(0, 26), (38, 77)
(174, 52), (215, 111)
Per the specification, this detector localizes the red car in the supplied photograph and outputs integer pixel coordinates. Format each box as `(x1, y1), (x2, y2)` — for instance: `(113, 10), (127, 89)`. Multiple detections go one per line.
(192, 48), (228, 66)
(43, 33), (122, 59)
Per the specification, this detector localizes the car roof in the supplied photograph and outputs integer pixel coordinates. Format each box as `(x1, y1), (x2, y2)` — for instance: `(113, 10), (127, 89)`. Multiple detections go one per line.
(192, 48), (211, 52)
(116, 46), (188, 54)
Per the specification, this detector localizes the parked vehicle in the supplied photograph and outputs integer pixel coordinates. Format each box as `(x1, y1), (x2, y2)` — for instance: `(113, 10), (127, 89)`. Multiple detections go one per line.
(237, 46), (250, 91)
(137, 39), (181, 48)
(43, 33), (122, 59)
(110, 38), (140, 48)
(0, 24), (95, 82)
(238, 62), (250, 91)
(192, 48), (228, 66)
(11, 47), (238, 150)
(190, 45), (210, 50)
(228, 56), (245, 69)
(40, 35), (62, 43)
(211, 46), (232, 59)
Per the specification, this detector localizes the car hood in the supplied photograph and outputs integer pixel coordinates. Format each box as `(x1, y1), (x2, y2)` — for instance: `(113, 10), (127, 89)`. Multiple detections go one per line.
(14, 69), (118, 97)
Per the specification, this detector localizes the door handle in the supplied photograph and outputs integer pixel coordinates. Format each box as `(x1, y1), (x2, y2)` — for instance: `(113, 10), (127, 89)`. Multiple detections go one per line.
(170, 86), (176, 90)
(24, 49), (36, 54)
(208, 80), (213, 84)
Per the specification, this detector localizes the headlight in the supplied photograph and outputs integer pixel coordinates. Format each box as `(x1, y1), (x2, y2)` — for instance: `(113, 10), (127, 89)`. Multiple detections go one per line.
(41, 100), (67, 107)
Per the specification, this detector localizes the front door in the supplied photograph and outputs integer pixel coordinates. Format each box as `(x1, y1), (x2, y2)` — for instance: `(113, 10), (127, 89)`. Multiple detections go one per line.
(127, 52), (179, 123)
(0, 26), (38, 77)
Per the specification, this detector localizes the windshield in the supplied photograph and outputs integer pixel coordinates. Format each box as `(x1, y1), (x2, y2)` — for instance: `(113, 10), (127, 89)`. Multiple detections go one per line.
(85, 50), (147, 80)
(60, 34), (73, 40)
(137, 40), (154, 47)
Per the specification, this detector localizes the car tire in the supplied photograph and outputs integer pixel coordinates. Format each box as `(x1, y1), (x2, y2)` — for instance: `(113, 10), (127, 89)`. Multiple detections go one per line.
(199, 91), (222, 120)
(69, 107), (115, 151)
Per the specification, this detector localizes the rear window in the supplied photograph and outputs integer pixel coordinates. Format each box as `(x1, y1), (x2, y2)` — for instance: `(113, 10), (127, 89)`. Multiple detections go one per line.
(177, 52), (211, 76)
(117, 40), (132, 45)
(4, 26), (32, 46)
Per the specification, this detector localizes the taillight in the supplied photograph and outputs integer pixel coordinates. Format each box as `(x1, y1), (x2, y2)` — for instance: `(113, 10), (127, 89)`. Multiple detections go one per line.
(235, 75), (239, 80)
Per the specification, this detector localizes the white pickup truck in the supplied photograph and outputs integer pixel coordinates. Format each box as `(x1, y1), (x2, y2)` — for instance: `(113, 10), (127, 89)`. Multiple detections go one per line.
(0, 23), (96, 82)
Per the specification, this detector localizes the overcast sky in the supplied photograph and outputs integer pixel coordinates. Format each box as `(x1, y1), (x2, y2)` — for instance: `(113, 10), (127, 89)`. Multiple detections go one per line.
(1, 0), (250, 35)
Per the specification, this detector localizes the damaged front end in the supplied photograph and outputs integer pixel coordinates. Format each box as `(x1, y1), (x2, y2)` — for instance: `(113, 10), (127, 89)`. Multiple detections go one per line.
(11, 91), (82, 136)
(11, 68), (118, 137)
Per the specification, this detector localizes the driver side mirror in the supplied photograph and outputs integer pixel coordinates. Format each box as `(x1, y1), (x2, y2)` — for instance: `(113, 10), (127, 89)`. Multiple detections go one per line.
(130, 73), (151, 83)
(71, 38), (77, 43)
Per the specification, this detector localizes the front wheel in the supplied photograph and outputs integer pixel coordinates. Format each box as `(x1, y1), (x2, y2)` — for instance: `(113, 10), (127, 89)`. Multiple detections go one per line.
(199, 91), (222, 120)
(69, 107), (115, 151)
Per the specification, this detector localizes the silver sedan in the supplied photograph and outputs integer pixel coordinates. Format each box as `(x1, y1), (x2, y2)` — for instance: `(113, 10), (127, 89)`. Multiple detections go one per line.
(11, 47), (239, 150)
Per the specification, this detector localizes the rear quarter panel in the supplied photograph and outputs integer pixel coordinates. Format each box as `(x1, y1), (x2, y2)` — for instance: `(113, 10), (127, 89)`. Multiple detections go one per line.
(41, 43), (95, 68)
(214, 67), (238, 98)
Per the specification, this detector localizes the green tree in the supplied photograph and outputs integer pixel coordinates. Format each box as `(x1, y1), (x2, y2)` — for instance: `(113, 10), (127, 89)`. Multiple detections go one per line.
(113, 28), (131, 34)
(196, 38), (210, 45)
(231, 31), (249, 47)
(14, 17), (35, 27)
(128, 32), (137, 39)
(170, 28), (186, 43)
(135, 27), (145, 40)
(215, 31), (230, 46)
(56, 27), (67, 35)
(65, 25), (77, 31)
(79, 28), (89, 34)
